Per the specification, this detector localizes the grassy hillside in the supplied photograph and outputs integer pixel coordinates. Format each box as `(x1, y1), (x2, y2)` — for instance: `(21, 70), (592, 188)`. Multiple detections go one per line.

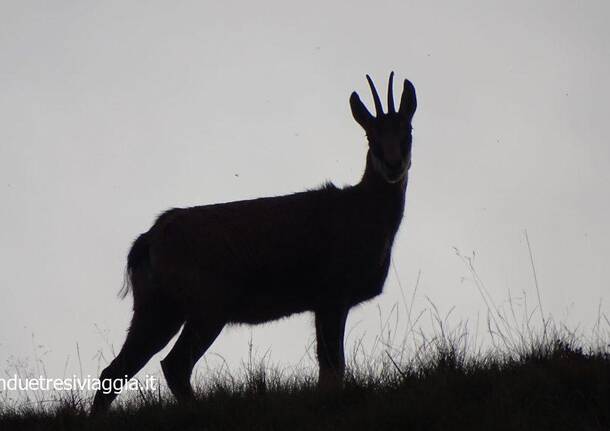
(1, 334), (608, 431)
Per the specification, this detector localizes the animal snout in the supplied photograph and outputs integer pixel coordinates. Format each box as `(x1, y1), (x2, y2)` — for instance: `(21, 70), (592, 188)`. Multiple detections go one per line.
(384, 159), (406, 177)
(385, 159), (403, 171)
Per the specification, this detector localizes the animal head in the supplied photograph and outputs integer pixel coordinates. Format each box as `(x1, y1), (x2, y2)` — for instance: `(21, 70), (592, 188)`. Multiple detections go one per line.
(350, 72), (417, 183)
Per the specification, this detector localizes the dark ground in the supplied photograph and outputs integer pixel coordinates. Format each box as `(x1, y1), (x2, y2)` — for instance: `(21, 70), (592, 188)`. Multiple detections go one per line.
(1, 339), (608, 431)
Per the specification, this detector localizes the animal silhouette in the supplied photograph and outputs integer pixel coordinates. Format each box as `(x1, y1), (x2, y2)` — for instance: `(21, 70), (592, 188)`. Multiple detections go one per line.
(91, 72), (417, 414)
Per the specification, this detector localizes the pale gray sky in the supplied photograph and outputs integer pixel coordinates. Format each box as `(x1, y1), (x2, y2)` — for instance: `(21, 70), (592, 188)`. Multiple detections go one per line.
(1, 1), (609, 386)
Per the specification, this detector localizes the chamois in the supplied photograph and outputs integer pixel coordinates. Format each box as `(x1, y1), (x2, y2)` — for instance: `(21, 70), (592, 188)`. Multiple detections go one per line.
(91, 72), (417, 414)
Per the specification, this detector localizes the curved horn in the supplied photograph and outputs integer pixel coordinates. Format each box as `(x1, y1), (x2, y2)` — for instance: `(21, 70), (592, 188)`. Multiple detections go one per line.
(387, 71), (395, 113)
(366, 74), (383, 117)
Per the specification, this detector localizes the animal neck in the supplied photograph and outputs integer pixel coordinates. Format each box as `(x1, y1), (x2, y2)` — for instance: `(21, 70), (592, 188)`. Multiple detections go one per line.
(356, 150), (408, 232)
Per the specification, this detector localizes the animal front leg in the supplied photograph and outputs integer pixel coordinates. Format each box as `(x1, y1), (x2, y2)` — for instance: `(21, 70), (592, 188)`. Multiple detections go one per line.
(315, 305), (348, 390)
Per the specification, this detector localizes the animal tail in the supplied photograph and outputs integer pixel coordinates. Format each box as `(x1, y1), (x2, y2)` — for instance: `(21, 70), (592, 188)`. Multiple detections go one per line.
(118, 233), (150, 299)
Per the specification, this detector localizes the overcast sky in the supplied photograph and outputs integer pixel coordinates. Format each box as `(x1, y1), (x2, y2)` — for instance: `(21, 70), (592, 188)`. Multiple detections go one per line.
(1, 0), (609, 389)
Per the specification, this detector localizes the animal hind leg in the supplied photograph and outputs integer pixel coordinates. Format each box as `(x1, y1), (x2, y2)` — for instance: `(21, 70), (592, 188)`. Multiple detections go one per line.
(161, 316), (225, 402)
(91, 300), (184, 415)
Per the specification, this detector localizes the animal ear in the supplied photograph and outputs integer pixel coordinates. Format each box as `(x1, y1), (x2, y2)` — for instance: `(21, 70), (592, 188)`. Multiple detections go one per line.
(350, 92), (374, 130)
(398, 79), (417, 122)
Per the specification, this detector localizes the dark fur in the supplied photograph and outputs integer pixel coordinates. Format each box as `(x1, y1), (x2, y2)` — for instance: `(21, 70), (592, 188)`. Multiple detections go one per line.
(91, 73), (417, 414)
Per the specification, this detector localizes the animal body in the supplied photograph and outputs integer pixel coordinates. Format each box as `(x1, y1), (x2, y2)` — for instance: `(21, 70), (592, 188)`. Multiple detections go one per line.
(91, 72), (417, 414)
